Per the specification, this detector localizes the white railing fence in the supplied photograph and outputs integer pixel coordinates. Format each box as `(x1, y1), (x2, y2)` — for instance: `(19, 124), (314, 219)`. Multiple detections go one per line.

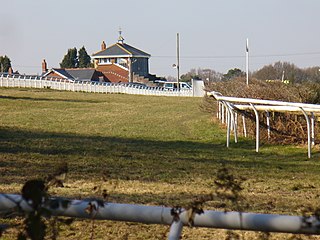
(1, 194), (320, 239)
(208, 91), (320, 158)
(0, 74), (194, 97)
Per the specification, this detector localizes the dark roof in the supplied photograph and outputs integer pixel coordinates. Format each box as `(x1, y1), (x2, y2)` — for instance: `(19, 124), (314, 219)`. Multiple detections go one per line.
(64, 69), (96, 81)
(45, 68), (97, 81)
(92, 43), (150, 58)
(52, 69), (74, 79)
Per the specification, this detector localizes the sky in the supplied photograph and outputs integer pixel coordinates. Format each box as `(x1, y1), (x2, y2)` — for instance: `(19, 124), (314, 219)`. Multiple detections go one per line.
(1, 0), (320, 77)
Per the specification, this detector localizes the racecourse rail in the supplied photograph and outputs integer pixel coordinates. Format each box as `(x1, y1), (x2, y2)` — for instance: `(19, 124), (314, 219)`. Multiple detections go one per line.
(208, 91), (320, 159)
(0, 74), (194, 97)
(1, 194), (320, 239)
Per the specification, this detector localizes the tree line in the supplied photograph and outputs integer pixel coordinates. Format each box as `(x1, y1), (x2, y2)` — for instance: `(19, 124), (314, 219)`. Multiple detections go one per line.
(180, 61), (320, 84)
(253, 61), (320, 83)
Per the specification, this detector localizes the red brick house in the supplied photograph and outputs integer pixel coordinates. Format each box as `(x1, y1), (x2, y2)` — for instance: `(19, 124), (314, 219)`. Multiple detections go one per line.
(92, 34), (152, 83)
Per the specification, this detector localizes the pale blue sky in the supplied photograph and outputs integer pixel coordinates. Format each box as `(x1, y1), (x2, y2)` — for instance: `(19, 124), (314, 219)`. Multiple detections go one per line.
(1, 0), (320, 77)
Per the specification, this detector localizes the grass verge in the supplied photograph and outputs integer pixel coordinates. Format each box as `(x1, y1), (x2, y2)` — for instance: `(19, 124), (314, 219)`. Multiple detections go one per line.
(1, 88), (320, 239)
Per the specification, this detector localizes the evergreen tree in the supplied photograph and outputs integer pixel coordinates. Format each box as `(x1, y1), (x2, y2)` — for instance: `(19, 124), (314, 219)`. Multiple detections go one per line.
(0, 55), (12, 72)
(223, 68), (244, 80)
(78, 46), (92, 68)
(60, 48), (78, 68)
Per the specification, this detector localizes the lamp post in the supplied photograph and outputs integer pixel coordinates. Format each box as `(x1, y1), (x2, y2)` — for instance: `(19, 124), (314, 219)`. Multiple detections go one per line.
(176, 33), (180, 90)
(172, 33), (180, 90)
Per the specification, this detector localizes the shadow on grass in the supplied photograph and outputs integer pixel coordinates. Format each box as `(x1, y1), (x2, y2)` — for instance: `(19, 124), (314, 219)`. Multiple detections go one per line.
(0, 95), (102, 103)
(0, 127), (317, 184)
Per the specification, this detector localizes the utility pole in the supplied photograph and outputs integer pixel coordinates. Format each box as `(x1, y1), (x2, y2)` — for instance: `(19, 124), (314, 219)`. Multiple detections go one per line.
(246, 38), (249, 85)
(281, 70), (285, 82)
(128, 58), (132, 83)
(176, 33), (180, 90)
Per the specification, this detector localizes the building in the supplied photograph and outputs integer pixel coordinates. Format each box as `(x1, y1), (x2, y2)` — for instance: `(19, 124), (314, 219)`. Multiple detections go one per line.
(42, 32), (161, 84)
(42, 68), (103, 82)
(92, 33), (158, 84)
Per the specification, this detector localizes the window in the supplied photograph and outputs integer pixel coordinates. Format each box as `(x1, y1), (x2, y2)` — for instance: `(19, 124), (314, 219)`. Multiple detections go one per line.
(99, 58), (111, 64)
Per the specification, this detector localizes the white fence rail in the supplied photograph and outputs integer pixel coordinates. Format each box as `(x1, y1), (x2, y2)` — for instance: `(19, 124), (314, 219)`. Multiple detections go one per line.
(0, 74), (194, 97)
(208, 91), (320, 158)
(1, 194), (320, 239)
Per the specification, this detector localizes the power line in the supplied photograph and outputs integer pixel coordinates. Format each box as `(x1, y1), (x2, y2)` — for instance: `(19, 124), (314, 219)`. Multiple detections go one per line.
(153, 51), (320, 59)
(12, 51), (320, 67)
(253, 52), (320, 58)
(153, 55), (243, 59)
(12, 65), (39, 68)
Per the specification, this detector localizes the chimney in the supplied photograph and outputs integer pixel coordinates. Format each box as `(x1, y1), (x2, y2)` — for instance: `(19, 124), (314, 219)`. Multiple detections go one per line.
(101, 41), (106, 51)
(42, 59), (47, 73)
(8, 67), (13, 75)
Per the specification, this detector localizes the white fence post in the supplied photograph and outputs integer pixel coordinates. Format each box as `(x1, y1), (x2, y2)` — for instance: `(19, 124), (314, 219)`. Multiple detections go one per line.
(311, 112), (315, 146)
(266, 111), (271, 140)
(300, 107), (311, 159)
(250, 103), (259, 153)
(168, 220), (183, 240)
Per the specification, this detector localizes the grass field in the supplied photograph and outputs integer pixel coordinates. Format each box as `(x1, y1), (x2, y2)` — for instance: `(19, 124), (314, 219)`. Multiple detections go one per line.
(1, 88), (320, 239)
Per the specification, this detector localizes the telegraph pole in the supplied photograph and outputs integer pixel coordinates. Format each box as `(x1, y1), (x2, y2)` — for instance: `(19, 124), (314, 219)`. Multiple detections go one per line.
(176, 33), (180, 90)
(246, 38), (249, 85)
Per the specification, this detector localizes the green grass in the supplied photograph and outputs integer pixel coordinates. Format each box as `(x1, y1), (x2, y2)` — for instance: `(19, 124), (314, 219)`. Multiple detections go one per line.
(1, 88), (320, 239)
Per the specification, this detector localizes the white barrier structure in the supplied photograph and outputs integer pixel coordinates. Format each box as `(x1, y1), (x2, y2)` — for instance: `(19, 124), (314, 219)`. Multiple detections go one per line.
(1, 194), (320, 239)
(208, 91), (320, 158)
(0, 74), (197, 97)
(191, 78), (205, 97)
